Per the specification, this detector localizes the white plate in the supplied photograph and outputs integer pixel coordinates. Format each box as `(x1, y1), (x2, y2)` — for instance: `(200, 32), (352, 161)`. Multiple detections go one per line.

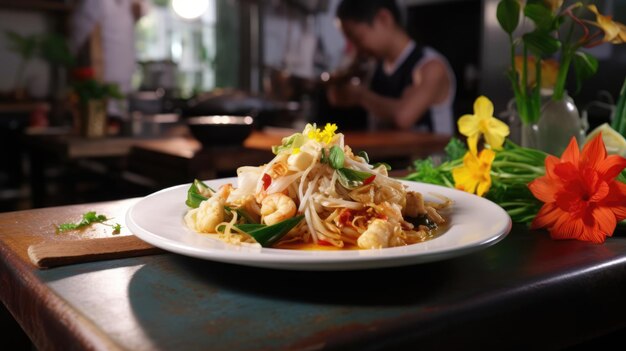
(126, 178), (512, 270)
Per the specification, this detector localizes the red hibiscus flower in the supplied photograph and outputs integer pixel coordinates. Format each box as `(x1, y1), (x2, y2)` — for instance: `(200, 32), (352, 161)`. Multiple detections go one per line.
(528, 134), (626, 243)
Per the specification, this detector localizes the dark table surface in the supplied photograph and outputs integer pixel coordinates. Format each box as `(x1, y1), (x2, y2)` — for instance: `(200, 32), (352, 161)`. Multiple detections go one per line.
(1, 199), (626, 350)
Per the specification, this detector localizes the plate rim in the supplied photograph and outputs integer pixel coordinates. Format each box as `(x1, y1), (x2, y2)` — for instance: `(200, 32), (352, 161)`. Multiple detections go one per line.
(126, 178), (512, 270)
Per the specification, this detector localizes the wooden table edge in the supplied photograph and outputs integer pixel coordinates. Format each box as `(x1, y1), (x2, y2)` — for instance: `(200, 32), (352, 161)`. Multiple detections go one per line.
(0, 233), (124, 350)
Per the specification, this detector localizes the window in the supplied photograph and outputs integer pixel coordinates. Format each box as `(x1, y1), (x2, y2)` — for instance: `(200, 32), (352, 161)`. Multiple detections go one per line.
(135, 0), (238, 97)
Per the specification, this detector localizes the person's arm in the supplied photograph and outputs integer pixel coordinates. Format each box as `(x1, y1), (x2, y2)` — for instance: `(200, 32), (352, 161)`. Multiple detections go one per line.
(355, 59), (450, 129)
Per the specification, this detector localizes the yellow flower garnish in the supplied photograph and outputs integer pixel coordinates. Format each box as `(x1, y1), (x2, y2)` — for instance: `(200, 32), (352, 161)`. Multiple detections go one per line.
(588, 4), (626, 44)
(307, 123), (338, 144)
(322, 123), (338, 142)
(452, 149), (495, 197)
(292, 147), (301, 155)
(457, 96), (510, 155)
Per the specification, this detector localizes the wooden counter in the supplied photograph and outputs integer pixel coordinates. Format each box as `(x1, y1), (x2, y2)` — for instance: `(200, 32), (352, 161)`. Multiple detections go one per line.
(1, 200), (626, 350)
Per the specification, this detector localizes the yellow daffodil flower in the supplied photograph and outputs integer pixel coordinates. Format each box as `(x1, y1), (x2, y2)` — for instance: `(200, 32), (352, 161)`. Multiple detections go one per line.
(457, 96), (510, 155)
(588, 4), (626, 44)
(452, 149), (496, 197)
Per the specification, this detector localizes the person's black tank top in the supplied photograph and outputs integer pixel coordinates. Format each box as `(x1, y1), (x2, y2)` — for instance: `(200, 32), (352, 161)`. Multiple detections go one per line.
(370, 45), (432, 131)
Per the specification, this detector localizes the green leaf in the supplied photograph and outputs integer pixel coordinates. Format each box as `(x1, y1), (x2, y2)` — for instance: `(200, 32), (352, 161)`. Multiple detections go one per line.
(216, 222), (266, 233)
(320, 148), (328, 164)
(522, 30), (560, 57)
(224, 205), (255, 224)
(444, 138), (467, 161)
(235, 223), (267, 232)
(194, 179), (215, 193)
(612, 76), (626, 134)
(356, 150), (370, 163)
(39, 33), (74, 67)
(336, 168), (375, 189)
(4, 30), (37, 59)
(497, 0), (521, 34)
(185, 179), (213, 208)
(572, 51), (599, 94)
(245, 215), (305, 247)
(405, 158), (451, 187)
(329, 146), (345, 169)
(524, 3), (554, 31)
(271, 133), (304, 154)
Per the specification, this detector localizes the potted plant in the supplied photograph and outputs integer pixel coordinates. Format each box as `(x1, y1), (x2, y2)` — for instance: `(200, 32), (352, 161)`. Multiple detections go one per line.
(70, 67), (123, 138)
(3, 31), (74, 100)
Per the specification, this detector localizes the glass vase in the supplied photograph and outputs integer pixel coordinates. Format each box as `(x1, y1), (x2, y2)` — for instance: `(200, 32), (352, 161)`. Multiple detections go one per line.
(502, 98), (539, 148)
(536, 92), (585, 156)
(521, 122), (540, 149)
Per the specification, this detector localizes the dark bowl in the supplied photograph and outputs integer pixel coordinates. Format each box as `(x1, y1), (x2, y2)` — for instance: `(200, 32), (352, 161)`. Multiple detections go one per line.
(186, 115), (254, 147)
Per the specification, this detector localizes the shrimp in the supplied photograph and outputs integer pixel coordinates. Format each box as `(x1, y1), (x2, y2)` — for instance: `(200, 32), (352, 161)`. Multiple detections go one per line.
(376, 201), (403, 223)
(184, 184), (233, 233)
(357, 219), (394, 249)
(403, 191), (426, 217)
(261, 193), (296, 225)
(184, 195), (225, 233)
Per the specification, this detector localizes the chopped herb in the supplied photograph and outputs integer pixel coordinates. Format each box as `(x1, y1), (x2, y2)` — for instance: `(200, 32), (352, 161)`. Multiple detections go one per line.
(215, 216), (304, 247)
(224, 205), (255, 224)
(186, 179), (213, 208)
(57, 211), (109, 233)
(271, 133), (305, 154)
(320, 148), (328, 164)
(328, 145), (345, 169)
(336, 168), (375, 189)
(111, 223), (122, 235)
(244, 215), (305, 247)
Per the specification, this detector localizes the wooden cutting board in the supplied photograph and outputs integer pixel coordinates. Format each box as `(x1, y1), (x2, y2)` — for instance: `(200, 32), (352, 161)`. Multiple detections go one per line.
(28, 235), (164, 269)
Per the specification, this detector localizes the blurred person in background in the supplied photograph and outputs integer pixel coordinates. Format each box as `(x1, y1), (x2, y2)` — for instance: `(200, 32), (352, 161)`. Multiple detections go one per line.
(70, 0), (147, 117)
(327, 0), (455, 135)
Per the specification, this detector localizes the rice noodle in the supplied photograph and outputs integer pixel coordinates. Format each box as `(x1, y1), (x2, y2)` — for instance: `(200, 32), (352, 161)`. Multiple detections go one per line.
(185, 123), (452, 249)
(266, 171), (303, 194)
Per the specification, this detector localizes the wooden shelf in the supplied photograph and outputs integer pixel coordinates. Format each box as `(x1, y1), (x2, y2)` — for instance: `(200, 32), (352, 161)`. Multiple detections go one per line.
(0, 0), (72, 12)
(0, 102), (50, 114)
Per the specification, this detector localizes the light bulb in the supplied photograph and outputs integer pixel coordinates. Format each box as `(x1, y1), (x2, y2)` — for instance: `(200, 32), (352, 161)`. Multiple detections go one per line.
(171, 0), (209, 20)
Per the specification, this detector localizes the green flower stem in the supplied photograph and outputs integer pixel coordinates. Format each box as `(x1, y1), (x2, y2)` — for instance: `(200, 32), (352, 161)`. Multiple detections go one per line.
(508, 33), (529, 125)
(435, 159), (463, 172)
(522, 45), (528, 102)
(553, 49), (573, 101)
(441, 176), (454, 188)
(530, 57), (542, 123)
(506, 207), (532, 216)
(492, 161), (544, 173)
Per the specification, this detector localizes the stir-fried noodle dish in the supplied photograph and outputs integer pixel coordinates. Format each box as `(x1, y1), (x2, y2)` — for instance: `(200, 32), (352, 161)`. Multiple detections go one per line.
(184, 124), (452, 249)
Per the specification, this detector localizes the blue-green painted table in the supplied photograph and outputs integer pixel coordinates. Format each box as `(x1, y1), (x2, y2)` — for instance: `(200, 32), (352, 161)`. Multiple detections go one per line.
(1, 200), (626, 350)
